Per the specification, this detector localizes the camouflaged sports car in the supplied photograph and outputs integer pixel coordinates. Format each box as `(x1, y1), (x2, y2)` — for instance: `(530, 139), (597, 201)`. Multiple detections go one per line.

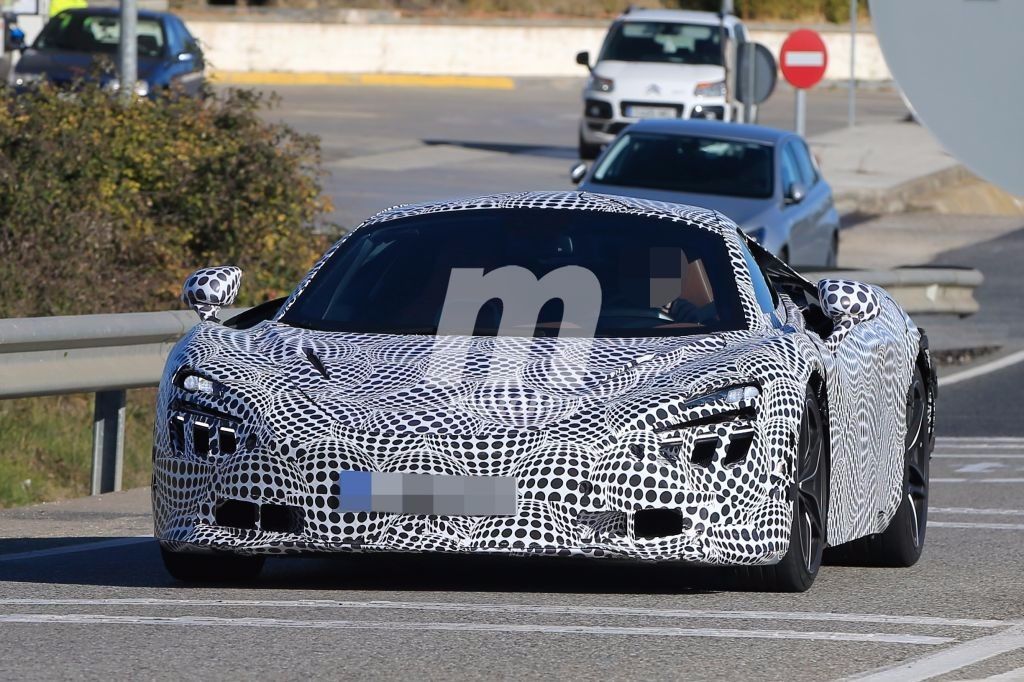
(154, 191), (936, 592)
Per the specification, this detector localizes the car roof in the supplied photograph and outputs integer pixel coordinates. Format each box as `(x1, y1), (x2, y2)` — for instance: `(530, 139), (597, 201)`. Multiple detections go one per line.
(58, 7), (175, 21)
(618, 9), (741, 27)
(359, 191), (731, 235)
(625, 118), (793, 145)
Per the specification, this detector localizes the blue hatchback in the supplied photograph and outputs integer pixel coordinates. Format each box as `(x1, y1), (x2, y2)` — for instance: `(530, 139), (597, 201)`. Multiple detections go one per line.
(12, 8), (205, 98)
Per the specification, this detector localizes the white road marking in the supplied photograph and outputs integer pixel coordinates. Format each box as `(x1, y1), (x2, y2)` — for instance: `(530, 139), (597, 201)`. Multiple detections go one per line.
(784, 51), (827, 67)
(934, 455), (1024, 459)
(936, 437), (1024, 444)
(0, 598), (1005, 629)
(933, 475), (1024, 481)
(931, 507), (1024, 517)
(0, 536), (152, 563)
(848, 624), (1024, 681)
(938, 348), (1024, 388)
(956, 463), (1007, 473)
(0, 613), (957, 645)
(929, 521), (1024, 531)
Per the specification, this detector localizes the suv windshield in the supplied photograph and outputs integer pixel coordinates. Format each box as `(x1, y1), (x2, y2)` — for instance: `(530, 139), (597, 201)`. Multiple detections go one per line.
(599, 21), (722, 65)
(591, 132), (774, 199)
(282, 209), (747, 337)
(36, 13), (166, 58)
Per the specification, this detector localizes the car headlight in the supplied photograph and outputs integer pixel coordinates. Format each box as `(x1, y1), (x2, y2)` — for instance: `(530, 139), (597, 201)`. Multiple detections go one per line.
(745, 227), (767, 244)
(655, 384), (760, 435)
(587, 75), (614, 93)
(175, 369), (217, 395)
(694, 80), (725, 98)
(103, 79), (150, 97)
(13, 73), (42, 87)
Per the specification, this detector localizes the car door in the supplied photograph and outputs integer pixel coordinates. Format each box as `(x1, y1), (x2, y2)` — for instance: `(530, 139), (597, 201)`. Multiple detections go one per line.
(778, 140), (818, 266)
(791, 139), (837, 264)
(166, 17), (204, 96)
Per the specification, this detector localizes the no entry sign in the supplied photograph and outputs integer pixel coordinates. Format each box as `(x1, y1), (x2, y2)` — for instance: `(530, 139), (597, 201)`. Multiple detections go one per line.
(780, 29), (828, 89)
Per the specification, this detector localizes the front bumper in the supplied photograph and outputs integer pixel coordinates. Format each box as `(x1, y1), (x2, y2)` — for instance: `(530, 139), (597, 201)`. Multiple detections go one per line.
(580, 95), (730, 145)
(153, 419), (794, 566)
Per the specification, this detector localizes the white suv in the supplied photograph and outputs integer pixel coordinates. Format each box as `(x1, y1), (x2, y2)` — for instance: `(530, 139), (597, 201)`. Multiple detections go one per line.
(576, 8), (748, 159)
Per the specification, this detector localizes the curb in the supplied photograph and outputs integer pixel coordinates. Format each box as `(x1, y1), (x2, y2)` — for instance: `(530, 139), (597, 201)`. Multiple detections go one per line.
(801, 267), (983, 316)
(210, 71), (517, 90)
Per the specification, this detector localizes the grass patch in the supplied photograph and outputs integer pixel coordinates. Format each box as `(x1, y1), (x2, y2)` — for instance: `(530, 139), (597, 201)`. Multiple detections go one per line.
(0, 390), (157, 508)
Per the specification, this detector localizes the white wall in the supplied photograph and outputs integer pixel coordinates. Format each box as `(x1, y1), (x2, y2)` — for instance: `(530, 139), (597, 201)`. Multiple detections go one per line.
(188, 21), (892, 81)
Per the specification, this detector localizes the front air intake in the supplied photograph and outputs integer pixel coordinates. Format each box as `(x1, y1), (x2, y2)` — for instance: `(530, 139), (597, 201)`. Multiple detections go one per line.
(634, 508), (684, 539)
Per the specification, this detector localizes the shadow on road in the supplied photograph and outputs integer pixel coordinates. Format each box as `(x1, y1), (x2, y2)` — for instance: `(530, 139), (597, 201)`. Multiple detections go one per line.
(0, 537), (776, 594)
(422, 139), (578, 160)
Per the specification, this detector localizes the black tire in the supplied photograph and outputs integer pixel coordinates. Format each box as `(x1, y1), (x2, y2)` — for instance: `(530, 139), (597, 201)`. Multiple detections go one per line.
(578, 132), (602, 160)
(160, 546), (265, 583)
(825, 365), (930, 567)
(741, 385), (829, 592)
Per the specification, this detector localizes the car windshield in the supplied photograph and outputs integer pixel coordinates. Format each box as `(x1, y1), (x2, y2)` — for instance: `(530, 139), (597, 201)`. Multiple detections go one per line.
(591, 132), (775, 199)
(599, 21), (723, 65)
(35, 13), (166, 58)
(281, 209), (747, 337)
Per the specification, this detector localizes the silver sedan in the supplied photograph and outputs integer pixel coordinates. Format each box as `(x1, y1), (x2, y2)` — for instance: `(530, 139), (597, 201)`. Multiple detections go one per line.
(574, 118), (840, 267)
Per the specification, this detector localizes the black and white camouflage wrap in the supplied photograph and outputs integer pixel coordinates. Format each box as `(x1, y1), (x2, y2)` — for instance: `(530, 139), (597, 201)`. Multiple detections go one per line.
(153, 192), (924, 566)
(181, 266), (242, 323)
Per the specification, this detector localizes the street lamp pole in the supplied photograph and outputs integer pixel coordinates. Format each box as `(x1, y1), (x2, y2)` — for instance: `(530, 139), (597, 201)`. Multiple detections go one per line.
(118, 0), (137, 101)
(848, 0), (857, 126)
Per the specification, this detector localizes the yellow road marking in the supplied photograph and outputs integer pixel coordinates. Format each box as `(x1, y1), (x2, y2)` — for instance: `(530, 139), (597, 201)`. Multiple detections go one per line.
(210, 71), (516, 90)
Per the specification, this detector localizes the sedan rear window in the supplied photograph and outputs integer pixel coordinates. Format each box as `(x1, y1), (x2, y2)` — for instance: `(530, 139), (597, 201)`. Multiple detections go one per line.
(591, 132), (774, 199)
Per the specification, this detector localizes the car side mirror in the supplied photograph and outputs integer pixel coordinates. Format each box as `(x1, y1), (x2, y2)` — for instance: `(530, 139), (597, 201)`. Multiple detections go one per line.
(784, 182), (806, 205)
(570, 162), (588, 184)
(182, 266), (242, 322)
(817, 279), (882, 350)
(576, 50), (591, 69)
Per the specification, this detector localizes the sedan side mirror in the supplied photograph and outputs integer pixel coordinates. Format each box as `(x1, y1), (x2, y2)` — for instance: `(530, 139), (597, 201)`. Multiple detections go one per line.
(182, 266), (242, 322)
(570, 162), (588, 184)
(576, 50), (591, 69)
(784, 182), (806, 205)
(817, 278), (882, 350)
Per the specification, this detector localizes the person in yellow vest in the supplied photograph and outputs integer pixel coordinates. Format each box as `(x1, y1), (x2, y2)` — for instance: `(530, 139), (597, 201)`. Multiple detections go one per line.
(49, 0), (89, 17)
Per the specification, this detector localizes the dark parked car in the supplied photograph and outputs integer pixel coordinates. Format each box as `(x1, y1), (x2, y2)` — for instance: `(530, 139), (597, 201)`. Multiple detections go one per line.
(574, 119), (840, 267)
(12, 8), (204, 98)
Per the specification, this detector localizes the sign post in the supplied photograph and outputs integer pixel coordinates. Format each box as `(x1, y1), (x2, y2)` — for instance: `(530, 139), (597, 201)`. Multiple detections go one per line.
(779, 29), (828, 137)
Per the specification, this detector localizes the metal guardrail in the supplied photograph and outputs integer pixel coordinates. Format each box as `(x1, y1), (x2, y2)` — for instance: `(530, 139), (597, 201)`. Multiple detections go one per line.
(0, 267), (981, 496)
(802, 267), (984, 317)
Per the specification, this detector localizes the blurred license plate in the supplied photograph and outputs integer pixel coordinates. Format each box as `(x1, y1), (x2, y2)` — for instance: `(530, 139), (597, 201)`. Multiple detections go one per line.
(338, 471), (517, 516)
(626, 105), (677, 118)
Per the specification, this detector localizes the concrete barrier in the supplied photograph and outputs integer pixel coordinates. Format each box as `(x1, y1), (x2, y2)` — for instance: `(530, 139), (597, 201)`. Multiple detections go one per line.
(187, 20), (892, 82)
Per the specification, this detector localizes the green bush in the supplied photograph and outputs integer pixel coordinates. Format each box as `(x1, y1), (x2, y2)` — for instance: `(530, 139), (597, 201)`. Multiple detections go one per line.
(0, 82), (336, 319)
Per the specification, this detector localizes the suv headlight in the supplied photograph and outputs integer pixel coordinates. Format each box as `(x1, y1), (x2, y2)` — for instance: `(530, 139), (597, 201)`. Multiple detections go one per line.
(587, 75), (614, 93)
(13, 73), (42, 87)
(694, 80), (725, 98)
(103, 79), (150, 97)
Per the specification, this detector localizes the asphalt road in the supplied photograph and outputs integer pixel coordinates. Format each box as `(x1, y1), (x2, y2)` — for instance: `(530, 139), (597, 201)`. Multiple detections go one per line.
(2, 83), (1022, 680)
(261, 81), (908, 228)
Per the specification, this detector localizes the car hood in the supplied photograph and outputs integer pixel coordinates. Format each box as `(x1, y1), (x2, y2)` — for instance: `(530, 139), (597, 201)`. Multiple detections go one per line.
(591, 61), (725, 100)
(168, 322), (774, 440)
(578, 182), (772, 227)
(15, 48), (163, 81)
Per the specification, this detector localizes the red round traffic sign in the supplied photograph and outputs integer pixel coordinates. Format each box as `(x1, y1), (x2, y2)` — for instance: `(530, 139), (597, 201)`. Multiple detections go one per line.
(780, 29), (828, 90)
